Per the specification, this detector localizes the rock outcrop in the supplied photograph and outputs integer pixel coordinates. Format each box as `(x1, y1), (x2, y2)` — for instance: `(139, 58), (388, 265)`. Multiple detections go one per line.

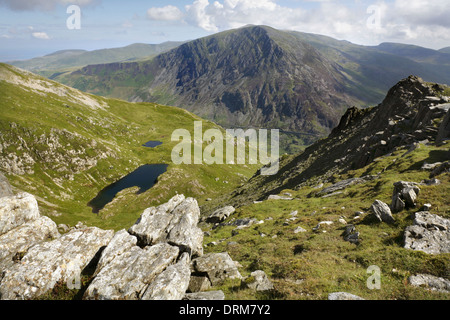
(0, 191), (240, 300)
(370, 200), (395, 224)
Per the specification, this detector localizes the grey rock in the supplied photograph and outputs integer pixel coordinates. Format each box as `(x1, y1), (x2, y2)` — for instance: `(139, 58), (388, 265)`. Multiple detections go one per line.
(342, 224), (360, 244)
(430, 161), (450, 178)
(188, 276), (211, 293)
(206, 206), (235, 224)
(294, 226), (307, 233)
(436, 108), (450, 144)
(141, 252), (191, 300)
(242, 270), (274, 291)
(328, 292), (365, 300)
(84, 232), (179, 300)
(128, 195), (203, 257)
(404, 212), (450, 254)
(370, 200), (395, 224)
(191, 252), (242, 286)
(183, 291), (225, 300)
(0, 226), (114, 300)
(316, 177), (374, 196)
(268, 195), (293, 200)
(0, 173), (13, 198)
(0, 193), (40, 236)
(409, 274), (450, 293)
(0, 216), (60, 270)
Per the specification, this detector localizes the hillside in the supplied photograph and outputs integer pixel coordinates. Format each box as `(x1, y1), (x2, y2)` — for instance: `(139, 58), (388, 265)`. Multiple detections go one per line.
(0, 63), (257, 230)
(8, 42), (183, 78)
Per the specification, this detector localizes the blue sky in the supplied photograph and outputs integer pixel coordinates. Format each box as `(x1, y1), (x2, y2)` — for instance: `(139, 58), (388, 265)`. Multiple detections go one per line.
(1, 0), (449, 61)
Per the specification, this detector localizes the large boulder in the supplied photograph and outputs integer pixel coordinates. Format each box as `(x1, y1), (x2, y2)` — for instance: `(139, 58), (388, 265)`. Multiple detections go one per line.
(370, 200), (395, 224)
(141, 252), (191, 300)
(0, 226), (114, 300)
(205, 206), (235, 224)
(242, 270), (274, 291)
(128, 195), (203, 257)
(83, 230), (180, 300)
(404, 212), (450, 254)
(409, 274), (450, 293)
(391, 181), (420, 212)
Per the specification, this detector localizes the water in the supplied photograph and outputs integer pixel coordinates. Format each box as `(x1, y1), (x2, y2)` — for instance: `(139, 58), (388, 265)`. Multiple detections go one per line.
(88, 164), (168, 214)
(143, 141), (163, 148)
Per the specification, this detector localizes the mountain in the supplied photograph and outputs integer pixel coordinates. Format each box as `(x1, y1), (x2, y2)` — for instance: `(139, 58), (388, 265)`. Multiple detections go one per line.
(7, 42), (184, 78)
(439, 47), (450, 54)
(0, 63), (257, 230)
(203, 75), (450, 211)
(47, 26), (450, 154)
(56, 26), (356, 143)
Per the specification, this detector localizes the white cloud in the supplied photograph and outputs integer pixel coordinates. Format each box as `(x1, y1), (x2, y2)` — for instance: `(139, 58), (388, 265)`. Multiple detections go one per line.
(32, 32), (50, 40)
(147, 5), (184, 22)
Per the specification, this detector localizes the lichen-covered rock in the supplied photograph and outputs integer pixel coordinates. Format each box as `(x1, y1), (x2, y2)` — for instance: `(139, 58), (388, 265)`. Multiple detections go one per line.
(84, 233), (179, 300)
(242, 270), (274, 291)
(191, 252), (242, 286)
(409, 274), (450, 293)
(128, 195), (203, 256)
(404, 212), (450, 254)
(141, 252), (191, 300)
(0, 193), (40, 235)
(183, 291), (225, 300)
(370, 200), (395, 224)
(0, 216), (59, 270)
(0, 226), (114, 300)
(205, 206), (235, 224)
(328, 292), (365, 300)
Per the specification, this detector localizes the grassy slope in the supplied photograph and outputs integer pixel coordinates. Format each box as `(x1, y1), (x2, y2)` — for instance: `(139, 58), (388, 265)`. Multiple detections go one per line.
(0, 63), (258, 231)
(203, 141), (450, 300)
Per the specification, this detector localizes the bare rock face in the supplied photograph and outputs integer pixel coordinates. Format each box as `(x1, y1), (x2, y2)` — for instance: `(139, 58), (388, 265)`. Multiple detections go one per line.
(404, 212), (450, 254)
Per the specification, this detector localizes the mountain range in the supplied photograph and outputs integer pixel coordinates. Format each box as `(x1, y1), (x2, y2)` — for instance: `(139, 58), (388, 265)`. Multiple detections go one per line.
(10, 25), (450, 153)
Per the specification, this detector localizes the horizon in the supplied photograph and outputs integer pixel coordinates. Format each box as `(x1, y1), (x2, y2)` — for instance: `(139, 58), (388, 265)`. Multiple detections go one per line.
(1, 0), (449, 62)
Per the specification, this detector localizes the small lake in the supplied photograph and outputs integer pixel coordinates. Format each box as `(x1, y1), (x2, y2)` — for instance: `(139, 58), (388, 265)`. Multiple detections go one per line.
(88, 164), (168, 214)
(143, 140), (163, 148)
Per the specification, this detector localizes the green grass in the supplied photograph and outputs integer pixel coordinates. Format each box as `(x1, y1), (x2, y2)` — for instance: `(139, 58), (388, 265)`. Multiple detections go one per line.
(0, 63), (258, 231)
(202, 141), (450, 300)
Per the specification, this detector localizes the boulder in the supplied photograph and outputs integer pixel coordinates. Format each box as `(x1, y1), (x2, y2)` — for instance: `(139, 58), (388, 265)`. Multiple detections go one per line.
(206, 206), (235, 224)
(436, 108), (450, 144)
(408, 274), (450, 293)
(341, 224), (360, 244)
(0, 226), (114, 300)
(0, 193), (40, 235)
(128, 195), (203, 257)
(84, 232), (180, 300)
(188, 276), (211, 293)
(191, 252), (242, 286)
(370, 200), (395, 224)
(141, 252), (191, 300)
(0, 216), (59, 270)
(404, 212), (450, 254)
(242, 270), (274, 291)
(391, 181), (420, 212)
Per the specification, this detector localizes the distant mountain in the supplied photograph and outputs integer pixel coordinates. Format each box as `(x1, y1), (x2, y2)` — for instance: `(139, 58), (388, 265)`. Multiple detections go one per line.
(32, 26), (450, 151)
(8, 42), (184, 77)
(439, 47), (450, 54)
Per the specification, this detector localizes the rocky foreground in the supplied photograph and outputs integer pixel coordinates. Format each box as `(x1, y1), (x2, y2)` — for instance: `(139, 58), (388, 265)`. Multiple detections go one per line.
(0, 177), (249, 300)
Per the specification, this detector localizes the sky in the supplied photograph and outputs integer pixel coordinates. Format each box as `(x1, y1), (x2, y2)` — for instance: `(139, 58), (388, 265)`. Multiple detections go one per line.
(0, 0), (449, 61)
